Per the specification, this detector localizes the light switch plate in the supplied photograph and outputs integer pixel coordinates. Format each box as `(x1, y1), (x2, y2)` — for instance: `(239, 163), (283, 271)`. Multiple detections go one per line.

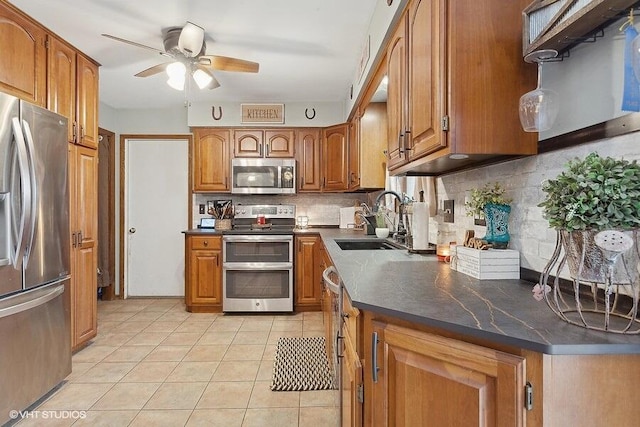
(443, 200), (454, 223)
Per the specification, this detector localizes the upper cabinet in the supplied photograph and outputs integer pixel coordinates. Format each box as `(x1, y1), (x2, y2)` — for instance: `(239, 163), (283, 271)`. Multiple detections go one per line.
(233, 129), (295, 158)
(0, 2), (46, 106)
(192, 128), (231, 192)
(322, 123), (349, 191)
(295, 128), (322, 192)
(387, 0), (537, 175)
(48, 36), (99, 148)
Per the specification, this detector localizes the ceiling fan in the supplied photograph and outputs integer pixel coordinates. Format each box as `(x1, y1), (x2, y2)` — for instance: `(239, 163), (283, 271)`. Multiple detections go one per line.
(102, 22), (259, 90)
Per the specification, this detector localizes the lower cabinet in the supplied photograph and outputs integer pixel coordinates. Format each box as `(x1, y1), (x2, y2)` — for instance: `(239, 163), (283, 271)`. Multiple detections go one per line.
(69, 144), (98, 351)
(342, 331), (363, 427)
(185, 235), (222, 312)
(364, 313), (526, 427)
(294, 235), (323, 311)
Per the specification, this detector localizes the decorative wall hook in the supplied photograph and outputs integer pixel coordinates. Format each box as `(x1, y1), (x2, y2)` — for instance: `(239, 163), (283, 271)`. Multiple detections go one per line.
(304, 108), (316, 120)
(211, 106), (223, 121)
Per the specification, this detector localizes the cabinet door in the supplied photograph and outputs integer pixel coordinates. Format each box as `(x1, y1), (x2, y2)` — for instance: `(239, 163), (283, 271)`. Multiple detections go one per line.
(368, 321), (526, 427)
(47, 36), (76, 143)
(407, 0), (446, 159)
(294, 235), (322, 310)
(0, 3), (46, 106)
(76, 54), (99, 149)
(265, 129), (295, 158)
(342, 332), (363, 427)
(69, 144), (98, 350)
(295, 128), (321, 192)
(322, 123), (349, 191)
(386, 16), (408, 171)
(359, 103), (387, 189)
(233, 129), (264, 157)
(188, 249), (222, 305)
(192, 128), (230, 192)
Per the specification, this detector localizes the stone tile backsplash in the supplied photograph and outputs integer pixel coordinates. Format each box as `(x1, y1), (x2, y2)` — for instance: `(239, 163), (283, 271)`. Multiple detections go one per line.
(433, 132), (640, 274)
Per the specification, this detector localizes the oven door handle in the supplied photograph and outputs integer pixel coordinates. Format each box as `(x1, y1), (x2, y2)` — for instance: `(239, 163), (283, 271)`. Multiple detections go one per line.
(223, 235), (293, 243)
(223, 262), (292, 270)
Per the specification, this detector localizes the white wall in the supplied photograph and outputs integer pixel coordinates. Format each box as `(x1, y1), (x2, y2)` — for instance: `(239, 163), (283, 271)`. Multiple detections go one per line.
(541, 17), (629, 139)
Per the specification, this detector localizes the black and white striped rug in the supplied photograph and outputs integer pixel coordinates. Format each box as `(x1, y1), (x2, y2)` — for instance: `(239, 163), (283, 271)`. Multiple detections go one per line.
(270, 337), (336, 391)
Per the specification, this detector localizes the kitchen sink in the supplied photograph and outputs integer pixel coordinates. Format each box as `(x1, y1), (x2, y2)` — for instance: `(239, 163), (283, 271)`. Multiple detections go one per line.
(334, 239), (404, 250)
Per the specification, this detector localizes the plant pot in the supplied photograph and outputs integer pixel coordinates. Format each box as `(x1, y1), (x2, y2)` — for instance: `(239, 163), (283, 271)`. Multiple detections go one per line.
(482, 203), (511, 249)
(561, 229), (640, 284)
(375, 228), (390, 239)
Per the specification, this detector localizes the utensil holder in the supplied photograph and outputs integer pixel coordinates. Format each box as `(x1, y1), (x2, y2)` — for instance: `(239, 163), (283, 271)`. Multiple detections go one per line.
(216, 219), (232, 230)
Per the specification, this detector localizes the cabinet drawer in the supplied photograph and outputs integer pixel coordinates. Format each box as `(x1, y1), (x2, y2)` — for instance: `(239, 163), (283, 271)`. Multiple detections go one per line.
(190, 236), (221, 250)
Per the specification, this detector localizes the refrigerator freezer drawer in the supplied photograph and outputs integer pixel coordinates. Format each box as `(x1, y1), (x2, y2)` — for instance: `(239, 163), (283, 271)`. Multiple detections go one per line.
(0, 281), (71, 424)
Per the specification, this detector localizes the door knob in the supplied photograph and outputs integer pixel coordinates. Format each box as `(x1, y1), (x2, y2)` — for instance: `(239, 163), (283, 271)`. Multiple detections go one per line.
(129, 227), (136, 233)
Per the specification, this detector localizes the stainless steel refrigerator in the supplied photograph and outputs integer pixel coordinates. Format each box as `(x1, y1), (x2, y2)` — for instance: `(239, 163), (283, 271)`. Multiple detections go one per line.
(0, 92), (71, 424)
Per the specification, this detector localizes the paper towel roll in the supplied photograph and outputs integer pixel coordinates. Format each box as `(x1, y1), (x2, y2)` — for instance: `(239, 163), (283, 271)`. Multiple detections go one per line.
(412, 202), (430, 250)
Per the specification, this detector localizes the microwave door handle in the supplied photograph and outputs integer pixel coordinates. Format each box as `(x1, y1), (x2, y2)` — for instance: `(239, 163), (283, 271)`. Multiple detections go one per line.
(10, 118), (32, 270)
(20, 120), (38, 267)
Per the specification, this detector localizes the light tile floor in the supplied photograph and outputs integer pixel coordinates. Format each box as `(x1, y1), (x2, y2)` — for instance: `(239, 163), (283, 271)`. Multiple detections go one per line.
(17, 298), (339, 427)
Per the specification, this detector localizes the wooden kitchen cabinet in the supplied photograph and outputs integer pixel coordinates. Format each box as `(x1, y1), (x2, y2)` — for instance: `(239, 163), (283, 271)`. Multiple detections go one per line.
(342, 331), (363, 427)
(322, 123), (349, 191)
(69, 144), (98, 351)
(192, 128), (231, 192)
(365, 315), (526, 426)
(233, 129), (295, 158)
(353, 103), (387, 190)
(348, 112), (361, 191)
(295, 128), (322, 192)
(0, 1), (46, 106)
(294, 234), (323, 311)
(75, 54), (99, 149)
(47, 36), (99, 149)
(387, 0), (537, 175)
(185, 235), (223, 312)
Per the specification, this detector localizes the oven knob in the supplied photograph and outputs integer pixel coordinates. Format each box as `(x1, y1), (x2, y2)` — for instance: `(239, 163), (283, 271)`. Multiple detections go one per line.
(256, 302), (260, 307)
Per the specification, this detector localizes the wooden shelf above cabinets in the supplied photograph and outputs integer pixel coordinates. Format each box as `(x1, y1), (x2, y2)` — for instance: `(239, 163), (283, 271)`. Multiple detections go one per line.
(523, 0), (640, 57)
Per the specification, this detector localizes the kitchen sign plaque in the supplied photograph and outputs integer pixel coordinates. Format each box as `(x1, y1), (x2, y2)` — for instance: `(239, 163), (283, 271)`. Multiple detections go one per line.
(241, 103), (285, 124)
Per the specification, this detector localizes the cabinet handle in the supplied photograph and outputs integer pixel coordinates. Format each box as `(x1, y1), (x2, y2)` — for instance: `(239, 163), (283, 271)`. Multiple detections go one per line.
(203, 240), (208, 247)
(78, 231), (83, 243)
(335, 333), (343, 360)
(265, 144), (270, 156)
(398, 132), (405, 155)
(372, 331), (380, 383)
(73, 122), (78, 143)
(72, 232), (77, 248)
(80, 125), (85, 140)
(259, 143), (263, 156)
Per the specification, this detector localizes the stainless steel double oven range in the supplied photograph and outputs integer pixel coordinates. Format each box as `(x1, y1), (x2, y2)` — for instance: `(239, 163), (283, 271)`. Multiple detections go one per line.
(222, 204), (296, 312)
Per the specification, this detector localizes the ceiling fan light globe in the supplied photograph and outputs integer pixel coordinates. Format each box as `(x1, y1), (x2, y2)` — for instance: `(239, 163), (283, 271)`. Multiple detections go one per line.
(166, 62), (186, 79)
(193, 68), (214, 89)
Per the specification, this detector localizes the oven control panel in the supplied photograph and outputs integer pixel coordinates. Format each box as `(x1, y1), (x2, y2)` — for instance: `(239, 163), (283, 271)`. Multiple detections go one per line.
(234, 204), (296, 219)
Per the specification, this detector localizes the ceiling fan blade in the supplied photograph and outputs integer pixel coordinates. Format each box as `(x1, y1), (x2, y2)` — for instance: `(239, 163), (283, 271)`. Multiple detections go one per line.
(199, 55), (259, 73)
(178, 22), (205, 57)
(102, 34), (173, 58)
(194, 66), (220, 90)
(134, 62), (171, 77)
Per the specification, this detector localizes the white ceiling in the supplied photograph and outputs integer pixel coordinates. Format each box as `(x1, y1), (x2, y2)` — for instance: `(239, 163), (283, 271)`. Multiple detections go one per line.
(9, 0), (379, 110)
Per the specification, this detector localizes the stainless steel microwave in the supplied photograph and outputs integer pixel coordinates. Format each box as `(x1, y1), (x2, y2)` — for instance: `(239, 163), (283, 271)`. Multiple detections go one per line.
(231, 158), (296, 194)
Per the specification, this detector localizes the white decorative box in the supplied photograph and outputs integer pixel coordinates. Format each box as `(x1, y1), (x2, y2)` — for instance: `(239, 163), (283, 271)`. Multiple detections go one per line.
(452, 246), (520, 280)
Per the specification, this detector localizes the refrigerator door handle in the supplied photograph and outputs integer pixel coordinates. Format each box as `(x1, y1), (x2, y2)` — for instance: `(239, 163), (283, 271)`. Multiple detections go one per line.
(10, 118), (32, 270)
(0, 283), (64, 319)
(20, 120), (38, 267)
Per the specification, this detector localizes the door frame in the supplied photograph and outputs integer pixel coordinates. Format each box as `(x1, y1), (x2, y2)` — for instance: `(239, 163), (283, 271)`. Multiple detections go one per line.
(98, 127), (116, 300)
(118, 134), (193, 298)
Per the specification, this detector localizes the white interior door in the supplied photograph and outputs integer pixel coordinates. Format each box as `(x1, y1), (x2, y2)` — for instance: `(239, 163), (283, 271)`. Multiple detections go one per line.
(126, 138), (188, 297)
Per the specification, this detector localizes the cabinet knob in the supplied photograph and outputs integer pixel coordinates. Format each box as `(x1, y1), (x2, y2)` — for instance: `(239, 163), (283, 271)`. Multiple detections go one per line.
(129, 228), (136, 234)
(203, 240), (208, 246)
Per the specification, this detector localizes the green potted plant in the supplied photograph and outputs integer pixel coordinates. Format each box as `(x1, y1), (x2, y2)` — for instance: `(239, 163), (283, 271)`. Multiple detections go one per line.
(538, 152), (640, 283)
(465, 182), (512, 248)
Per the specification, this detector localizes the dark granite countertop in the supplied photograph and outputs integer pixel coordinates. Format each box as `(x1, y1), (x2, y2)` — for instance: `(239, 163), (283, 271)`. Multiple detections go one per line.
(315, 228), (640, 356)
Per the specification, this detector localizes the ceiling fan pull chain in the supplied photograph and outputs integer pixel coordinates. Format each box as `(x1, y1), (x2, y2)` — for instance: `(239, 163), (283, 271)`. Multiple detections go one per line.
(211, 106), (223, 121)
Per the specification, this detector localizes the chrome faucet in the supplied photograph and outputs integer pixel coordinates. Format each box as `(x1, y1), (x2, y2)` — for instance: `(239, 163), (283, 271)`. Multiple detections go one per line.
(374, 190), (407, 242)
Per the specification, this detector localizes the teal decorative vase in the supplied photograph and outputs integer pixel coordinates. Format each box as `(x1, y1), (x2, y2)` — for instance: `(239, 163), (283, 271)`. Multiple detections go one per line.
(483, 203), (511, 249)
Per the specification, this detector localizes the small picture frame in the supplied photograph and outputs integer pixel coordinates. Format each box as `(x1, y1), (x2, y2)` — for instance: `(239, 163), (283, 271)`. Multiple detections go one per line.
(200, 218), (215, 229)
